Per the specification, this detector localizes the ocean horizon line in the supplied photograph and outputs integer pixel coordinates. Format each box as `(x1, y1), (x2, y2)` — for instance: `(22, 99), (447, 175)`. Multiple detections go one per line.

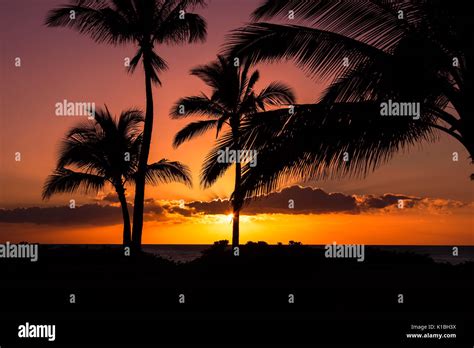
(21, 243), (474, 247)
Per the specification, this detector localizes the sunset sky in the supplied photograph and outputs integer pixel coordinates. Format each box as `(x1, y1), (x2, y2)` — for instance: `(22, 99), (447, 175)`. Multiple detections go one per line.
(0, 0), (472, 245)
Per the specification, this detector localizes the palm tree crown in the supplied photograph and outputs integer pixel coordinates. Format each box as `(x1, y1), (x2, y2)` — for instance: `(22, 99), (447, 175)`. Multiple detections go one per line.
(43, 107), (192, 245)
(43, 108), (144, 200)
(46, 0), (207, 248)
(225, 0), (474, 197)
(46, 0), (207, 85)
(171, 55), (295, 246)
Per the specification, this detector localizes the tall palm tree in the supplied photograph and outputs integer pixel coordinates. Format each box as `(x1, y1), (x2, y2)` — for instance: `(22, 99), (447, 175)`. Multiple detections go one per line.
(225, 0), (474, 197)
(42, 107), (192, 245)
(45, 0), (207, 249)
(171, 55), (295, 247)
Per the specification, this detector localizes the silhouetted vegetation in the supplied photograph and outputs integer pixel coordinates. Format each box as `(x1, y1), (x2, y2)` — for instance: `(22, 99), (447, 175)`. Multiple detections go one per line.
(171, 55), (295, 247)
(226, 0), (474, 197)
(46, 0), (208, 249)
(42, 108), (191, 245)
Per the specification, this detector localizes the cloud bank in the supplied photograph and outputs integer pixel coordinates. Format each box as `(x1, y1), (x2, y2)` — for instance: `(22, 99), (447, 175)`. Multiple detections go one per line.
(0, 186), (470, 226)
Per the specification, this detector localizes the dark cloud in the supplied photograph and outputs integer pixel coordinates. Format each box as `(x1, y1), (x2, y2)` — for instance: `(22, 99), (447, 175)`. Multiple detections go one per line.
(186, 187), (453, 215)
(187, 186), (358, 215)
(143, 199), (194, 220)
(0, 186), (463, 225)
(100, 192), (120, 203)
(359, 194), (419, 209)
(143, 199), (165, 215)
(162, 204), (195, 217)
(249, 186), (358, 214)
(187, 199), (229, 215)
(0, 204), (123, 226)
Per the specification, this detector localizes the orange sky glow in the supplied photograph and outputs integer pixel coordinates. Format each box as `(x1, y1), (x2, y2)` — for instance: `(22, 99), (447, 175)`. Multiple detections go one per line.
(2, 201), (472, 245)
(0, 1), (472, 246)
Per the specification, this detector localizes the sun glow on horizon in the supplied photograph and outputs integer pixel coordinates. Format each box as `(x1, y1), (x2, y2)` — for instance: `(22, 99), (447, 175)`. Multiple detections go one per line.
(1, 207), (472, 245)
(212, 213), (252, 224)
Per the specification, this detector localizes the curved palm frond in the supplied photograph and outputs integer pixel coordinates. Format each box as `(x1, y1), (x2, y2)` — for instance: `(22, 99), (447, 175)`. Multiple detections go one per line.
(225, 23), (386, 79)
(190, 55), (228, 91)
(250, 0), (413, 48)
(42, 168), (106, 200)
(200, 130), (234, 189)
(93, 106), (118, 136)
(240, 67), (259, 99)
(57, 136), (109, 175)
(45, 1), (133, 45)
(321, 33), (455, 105)
(144, 159), (193, 187)
(241, 102), (440, 198)
(256, 81), (296, 107)
(145, 50), (170, 85)
(127, 48), (169, 85)
(156, 12), (207, 45)
(173, 119), (219, 148)
(170, 95), (225, 119)
(117, 108), (144, 137)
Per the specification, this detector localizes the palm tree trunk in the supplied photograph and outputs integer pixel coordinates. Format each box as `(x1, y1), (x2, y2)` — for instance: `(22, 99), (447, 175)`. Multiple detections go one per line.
(132, 48), (154, 250)
(231, 118), (243, 248)
(116, 186), (131, 246)
(232, 161), (241, 248)
(232, 209), (240, 247)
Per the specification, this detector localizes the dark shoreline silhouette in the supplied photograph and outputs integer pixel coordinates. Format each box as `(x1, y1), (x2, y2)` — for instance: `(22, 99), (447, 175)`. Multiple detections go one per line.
(2, 243), (472, 287)
(1, 243), (472, 345)
(18, 243), (474, 265)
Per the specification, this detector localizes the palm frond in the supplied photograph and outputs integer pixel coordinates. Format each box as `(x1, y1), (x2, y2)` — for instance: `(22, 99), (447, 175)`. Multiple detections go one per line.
(45, 1), (133, 45)
(117, 108), (144, 138)
(173, 119), (218, 148)
(42, 168), (106, 200)
(170, 95), (225, 119)
(145, 159), (192, 187)
(146, 50), (170, 85)
(200, 131), (234, 188)
(190, 57), (226, 91)
(251, 0), (412, 50)
(93, 106), (118, 137)
(53, 106), (143, 187)
(57, 136), (108, 175)
(241, 69), (260, 100)
(238, 102), (438, 198)
(127, 48), (143, 74)
(156, 12), (207, 45)
(256, 81), (296, 107)
(225, 23), (385, 80)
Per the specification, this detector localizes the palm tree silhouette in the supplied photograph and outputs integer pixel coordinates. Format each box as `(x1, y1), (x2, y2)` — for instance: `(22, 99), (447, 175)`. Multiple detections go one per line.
(45, 0), (207, 250)
(225, 0), (474, 196)
(171, 55), (295, 247)
(42, 107), (192, 246)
